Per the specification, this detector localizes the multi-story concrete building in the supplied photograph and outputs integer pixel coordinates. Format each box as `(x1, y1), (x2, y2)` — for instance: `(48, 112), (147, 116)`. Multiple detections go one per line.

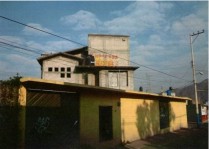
(37, 34), (139, 90)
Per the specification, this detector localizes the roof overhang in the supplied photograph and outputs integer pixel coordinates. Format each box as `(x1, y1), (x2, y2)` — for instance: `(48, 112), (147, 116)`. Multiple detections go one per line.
(20, 77), (191, 102)
(37, 52), (83, 65)
(75, 66), (139, 73)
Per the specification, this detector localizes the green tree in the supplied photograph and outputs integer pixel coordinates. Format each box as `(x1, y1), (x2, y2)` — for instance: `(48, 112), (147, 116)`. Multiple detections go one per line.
(0, 73), (22, 106)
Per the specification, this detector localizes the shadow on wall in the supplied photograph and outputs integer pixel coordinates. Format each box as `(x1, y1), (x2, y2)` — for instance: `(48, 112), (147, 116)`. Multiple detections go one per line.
(136, 100), (176, 139)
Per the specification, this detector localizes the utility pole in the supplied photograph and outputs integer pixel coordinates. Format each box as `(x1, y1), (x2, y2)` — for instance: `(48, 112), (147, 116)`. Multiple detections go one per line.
(189, 30), (204, 128)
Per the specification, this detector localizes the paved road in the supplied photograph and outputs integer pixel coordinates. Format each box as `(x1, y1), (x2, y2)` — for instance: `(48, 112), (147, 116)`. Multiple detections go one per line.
(124, 123), (208, 149)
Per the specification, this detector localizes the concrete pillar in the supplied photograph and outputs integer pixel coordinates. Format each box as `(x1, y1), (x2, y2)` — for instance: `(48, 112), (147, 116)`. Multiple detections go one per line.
(17, 86), (26, 148)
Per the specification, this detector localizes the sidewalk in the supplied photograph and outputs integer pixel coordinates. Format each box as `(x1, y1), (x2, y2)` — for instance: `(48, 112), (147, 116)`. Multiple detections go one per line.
(124, 123), (208, 149)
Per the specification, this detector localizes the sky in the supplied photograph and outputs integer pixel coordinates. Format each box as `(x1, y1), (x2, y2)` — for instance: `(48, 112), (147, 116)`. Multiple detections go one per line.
(0, 1), (208, 93)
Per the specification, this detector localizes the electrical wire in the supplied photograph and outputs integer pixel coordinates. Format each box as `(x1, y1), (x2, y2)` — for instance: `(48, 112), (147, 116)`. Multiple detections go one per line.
(0, 44), (192, 93)
(0, 40), (186, 86)
(0, 15), (192, 83)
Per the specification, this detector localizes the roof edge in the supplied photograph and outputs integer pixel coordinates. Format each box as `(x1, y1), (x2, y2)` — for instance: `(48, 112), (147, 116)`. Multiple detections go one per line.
(20, 77), (191, 101)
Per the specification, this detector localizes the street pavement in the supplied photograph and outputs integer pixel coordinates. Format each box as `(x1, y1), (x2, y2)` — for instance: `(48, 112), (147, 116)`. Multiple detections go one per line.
(124, 123), (208, 149)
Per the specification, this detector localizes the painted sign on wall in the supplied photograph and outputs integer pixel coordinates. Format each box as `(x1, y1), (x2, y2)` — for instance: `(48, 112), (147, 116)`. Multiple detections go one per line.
(94, 54), (118, 66)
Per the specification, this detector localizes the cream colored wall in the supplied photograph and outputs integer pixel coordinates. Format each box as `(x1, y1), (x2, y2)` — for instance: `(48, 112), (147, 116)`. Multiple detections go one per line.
(169, 101), (188, 131)
(120, 98), (160, 142)
(87, 73), (95, 86)
(80, 91), (121, 146)
(42, 56), (83, 84)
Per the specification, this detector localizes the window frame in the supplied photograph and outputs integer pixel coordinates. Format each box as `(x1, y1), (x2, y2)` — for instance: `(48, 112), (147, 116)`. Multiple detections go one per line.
(60, 73), (65, 78)
(108, 71), (128, 87)
(67, 67), (71, 72)
(54, 67), (59, 72)
(48, 67), (53, 72)
(61, 67), (65, 72)
(67, 73), (71, 78)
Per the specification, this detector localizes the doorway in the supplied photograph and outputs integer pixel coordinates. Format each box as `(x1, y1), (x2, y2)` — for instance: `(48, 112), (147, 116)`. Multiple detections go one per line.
(99, 106), (113, 141)
(159, 101), (169, 129)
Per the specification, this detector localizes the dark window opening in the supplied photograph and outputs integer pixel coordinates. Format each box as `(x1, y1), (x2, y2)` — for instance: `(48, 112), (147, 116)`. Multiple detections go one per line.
(83, 73), (88, 85)
(159, 101), (169, 129)
(67, 67), (71, 72)
(48, 67), (53, 72)
(55, 67), (59, 72)
(60, 73), (65, 78)
(125, 71), (128, 86)
(95, 72), (99, 86)
(61, 67), (65, 72)
(67, 73), (71, 78)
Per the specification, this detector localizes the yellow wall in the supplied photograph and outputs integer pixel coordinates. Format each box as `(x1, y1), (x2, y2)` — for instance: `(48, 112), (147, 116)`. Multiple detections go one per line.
(121, 98), (160, 142)
(120, 98), (188, 143)
(169, 101), (188, 131)
(18, 79), (190, 148)
(18, 85), (27, 106)
(80, 91), (121, 147)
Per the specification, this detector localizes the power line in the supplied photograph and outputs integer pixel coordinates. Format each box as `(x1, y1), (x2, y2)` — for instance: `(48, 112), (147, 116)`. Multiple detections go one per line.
(0, 15), (192, 83)
(0, 37), (45, 54)
(0, 44), (32, 56)
(0, 16), (84, 47)
(0, 41), (190, 92)
(0, 41), (40, 55)
(0, 40), (180, 85)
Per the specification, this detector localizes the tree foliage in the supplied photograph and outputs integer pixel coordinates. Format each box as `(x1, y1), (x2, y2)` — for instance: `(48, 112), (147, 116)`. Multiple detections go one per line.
(0, 73), (22, 106)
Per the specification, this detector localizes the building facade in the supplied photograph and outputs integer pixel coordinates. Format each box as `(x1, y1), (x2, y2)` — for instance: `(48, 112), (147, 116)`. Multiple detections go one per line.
(37, 34), (138, 90)
(18, 78), (190, 148)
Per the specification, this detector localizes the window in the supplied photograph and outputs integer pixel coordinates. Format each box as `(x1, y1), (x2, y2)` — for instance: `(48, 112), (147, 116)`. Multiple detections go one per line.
(60, 73), (65, 78)
(159, 101), (169, 129)
(109, 72), (118, 87)
(61, 67), (65, 72)
(109, 71), (128, 87)
(55, 67), (59, 72)
(47, 67), (72, 78)
(119, 72), (128, 87)
(48, 67), (53, 72)
(67, 67), (71, 72)
(67, 73), (71, 78)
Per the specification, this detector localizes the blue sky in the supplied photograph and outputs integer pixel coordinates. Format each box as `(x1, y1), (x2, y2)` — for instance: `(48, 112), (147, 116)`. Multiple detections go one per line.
(0, 1), (208, 93)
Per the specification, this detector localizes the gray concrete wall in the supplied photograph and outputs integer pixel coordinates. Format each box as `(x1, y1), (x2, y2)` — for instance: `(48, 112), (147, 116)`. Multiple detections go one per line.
(88, 34), (130, 66)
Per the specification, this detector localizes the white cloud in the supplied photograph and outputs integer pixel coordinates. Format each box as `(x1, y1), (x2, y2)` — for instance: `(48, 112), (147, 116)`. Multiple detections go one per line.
(23, 23), (53, 36)
(148, 35), (162, 45)
(1, 1), (207, 92)
(2, 53), (40, 78)
(171, 14), (206, 36)
(103, 2), (173, 35)
(60, 10), (101, 30)
(45, 40), (79, 52)
(6, 54), (37, 66)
